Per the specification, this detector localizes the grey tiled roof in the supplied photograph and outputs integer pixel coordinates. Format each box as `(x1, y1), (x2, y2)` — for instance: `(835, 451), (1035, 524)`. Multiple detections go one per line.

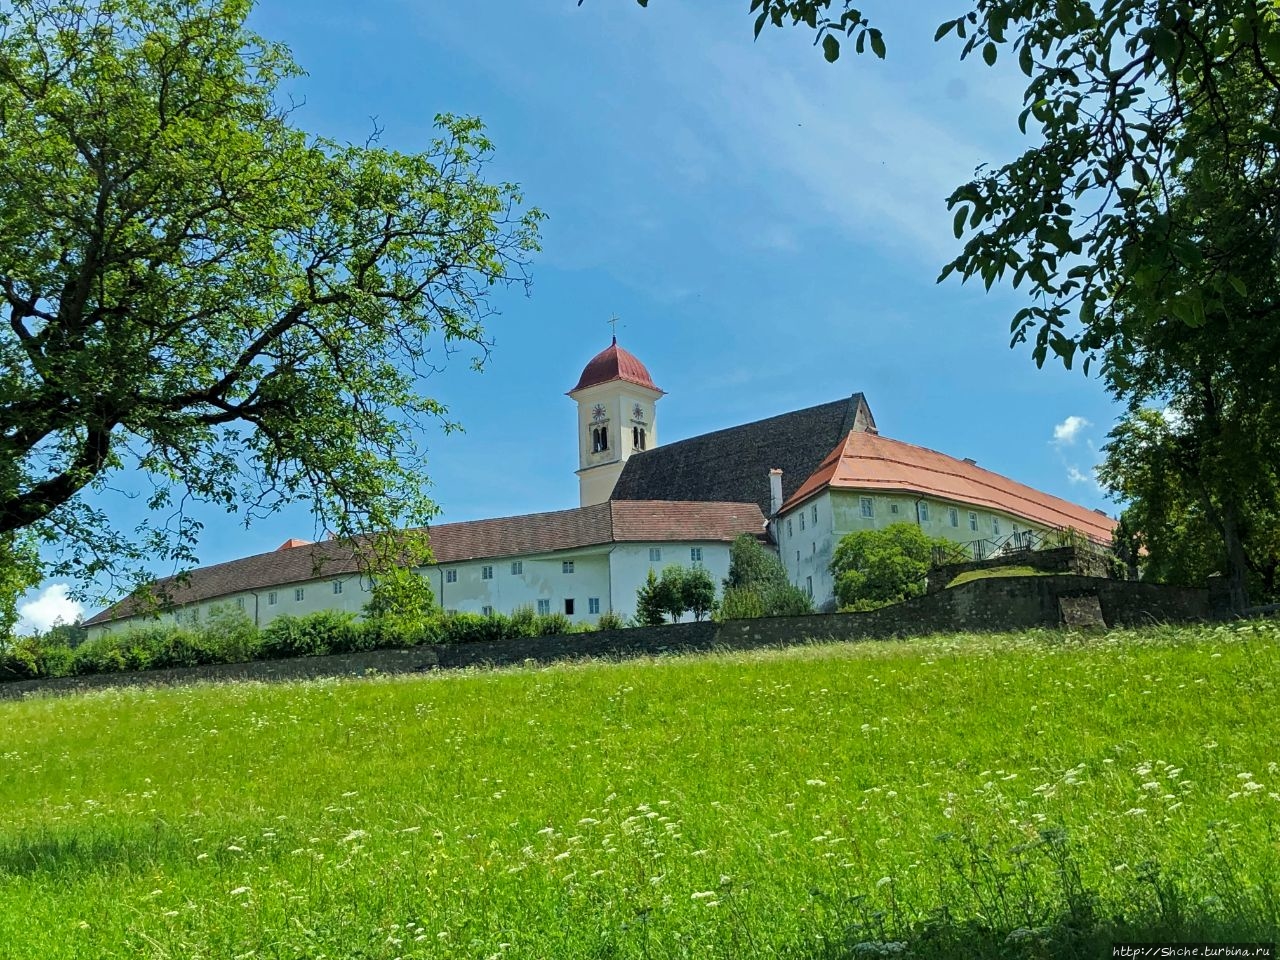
(610, 394), (876, 515)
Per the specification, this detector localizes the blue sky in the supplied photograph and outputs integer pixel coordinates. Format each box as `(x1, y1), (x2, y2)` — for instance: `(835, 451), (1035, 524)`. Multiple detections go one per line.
(19, 1), (1120, 630)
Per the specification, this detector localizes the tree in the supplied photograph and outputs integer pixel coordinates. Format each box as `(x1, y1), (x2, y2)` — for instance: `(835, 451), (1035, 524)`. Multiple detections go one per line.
(829, 522), (951, 610)
(681, 565), (716, 621)
(720, 532), (813, 618)
(0, 0), (542, 613)
(635, 569), (669, 626)
(1094, 67), (1280, 611)
(362, 559), (441, 641)
(623, 1), (1280, 372)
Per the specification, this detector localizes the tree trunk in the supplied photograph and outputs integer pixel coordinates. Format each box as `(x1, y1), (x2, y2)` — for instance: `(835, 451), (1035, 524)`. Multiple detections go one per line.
(1220, 501), (1252, 615)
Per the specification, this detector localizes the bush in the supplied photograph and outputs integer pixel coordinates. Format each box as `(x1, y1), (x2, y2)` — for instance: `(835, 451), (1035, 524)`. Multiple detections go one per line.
(595, 610), (625, 631)
(198, 606), (261, 662)
(533, 612), (572, 637)
(718, 585), (765, 621)
(260, 611), (360, 659)
(717, 534), (810, 619)
(0, 635), (76, 679)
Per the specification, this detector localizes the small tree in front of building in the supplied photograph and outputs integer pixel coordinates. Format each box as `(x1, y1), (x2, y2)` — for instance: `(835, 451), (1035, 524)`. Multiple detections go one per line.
(635, 565), (717, 624)
(830, 522), (952, 611)
(682, 566), (716, 621)
(719, 533), (812, 619)
(635, 570), (668, 626)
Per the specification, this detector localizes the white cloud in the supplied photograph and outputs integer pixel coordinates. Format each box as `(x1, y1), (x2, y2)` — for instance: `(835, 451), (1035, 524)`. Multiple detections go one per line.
(1053, 415), (1091, 446)
(16, 584), (83, 635)
(1066, 465), (1092, 485)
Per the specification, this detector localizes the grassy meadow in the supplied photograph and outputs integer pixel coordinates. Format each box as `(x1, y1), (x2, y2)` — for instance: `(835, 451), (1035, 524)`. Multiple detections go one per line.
(1, 623), (1277, 959)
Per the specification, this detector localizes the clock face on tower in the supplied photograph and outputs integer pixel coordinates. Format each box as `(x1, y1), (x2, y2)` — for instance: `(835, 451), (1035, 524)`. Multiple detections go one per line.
(592, 403), (607, 422)
(632, 403), (644, 421)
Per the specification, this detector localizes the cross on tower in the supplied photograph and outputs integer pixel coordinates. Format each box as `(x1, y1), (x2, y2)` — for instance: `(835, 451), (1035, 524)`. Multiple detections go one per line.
(607, 315), (619, 342)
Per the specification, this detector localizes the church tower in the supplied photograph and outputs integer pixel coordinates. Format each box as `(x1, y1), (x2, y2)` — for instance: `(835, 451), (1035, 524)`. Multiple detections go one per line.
(568, 337), (663, 506)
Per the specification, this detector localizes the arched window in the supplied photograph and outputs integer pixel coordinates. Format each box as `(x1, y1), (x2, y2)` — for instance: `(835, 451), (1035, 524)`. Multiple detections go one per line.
(639, 428), (647, 450)
(600, 425), (608, 450)
(632, 426), (639, 448)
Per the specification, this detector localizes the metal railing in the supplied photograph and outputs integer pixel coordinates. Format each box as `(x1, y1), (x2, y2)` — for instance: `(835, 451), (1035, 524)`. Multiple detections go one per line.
(931, 528), (1110, 567)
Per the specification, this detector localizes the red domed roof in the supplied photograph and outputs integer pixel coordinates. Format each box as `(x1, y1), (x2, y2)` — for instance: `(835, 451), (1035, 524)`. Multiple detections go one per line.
(569, 337), (662, 394)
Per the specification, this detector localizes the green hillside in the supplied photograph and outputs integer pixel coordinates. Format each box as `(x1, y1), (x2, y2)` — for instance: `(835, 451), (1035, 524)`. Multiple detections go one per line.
(1, 624), (1277, 958)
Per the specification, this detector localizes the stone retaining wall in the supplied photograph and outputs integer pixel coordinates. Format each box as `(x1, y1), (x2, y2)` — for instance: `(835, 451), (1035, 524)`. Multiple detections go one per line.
(0, 576), (1210, 700)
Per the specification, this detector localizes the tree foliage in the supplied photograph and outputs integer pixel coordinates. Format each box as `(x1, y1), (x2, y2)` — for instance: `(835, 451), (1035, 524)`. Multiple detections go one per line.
(830, 522), (951, 610)
(0, 0), (541, 610)
(635, 565), (719, 624)
(1094, 66), (1280, 610)
(719, 533), (813, 618)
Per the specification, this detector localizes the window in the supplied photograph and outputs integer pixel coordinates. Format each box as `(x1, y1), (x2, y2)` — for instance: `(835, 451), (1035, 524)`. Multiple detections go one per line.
(806, 576), (813, 598)
(890, 503), (900, 515)
(268, 591), (277, 606)
(537, 599), (551, 615)
(796, 550), (801, 563)
(332, 580), (343, 595)
(511, 560), (523, 575)
(811, 505), (818, 525)
(649, 547), (662, 562)
(690, 547), (703, 562)
(481, 565), (493, 580)
(562, 560), (575, 574)
(969, 511), (978, 532)
(235, 597), (244, 610)
(564, 598), (575, 616)
(482, 605), (494, 617)
(588, 597), (600, 614)
(638, 428), (647, 450)
(919, 502), (931, 522)
(993, 516), (1001, 535)
(294, 587), (305, 602)
(860, 496), (874, 518)
(811, 542), (816, 555)
(949, 508), (959, 527)
(787, 518), (793, 537)
(591, 425), (609, 453)
(799, 512), (805, 531)
(446, 569), (457, 583)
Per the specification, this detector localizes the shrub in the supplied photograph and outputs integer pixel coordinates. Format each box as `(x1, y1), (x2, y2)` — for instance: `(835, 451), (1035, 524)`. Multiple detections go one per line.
(0, 635), (76, 679)
(438, 612), (496, 644)
(718, 585), (765, 621)
(533, 612), (572, 637)
(595, 610), (625, 631)
(260, 611), (360, 659)
(198, 606), (261, 662)
(718, 534), (809, 619)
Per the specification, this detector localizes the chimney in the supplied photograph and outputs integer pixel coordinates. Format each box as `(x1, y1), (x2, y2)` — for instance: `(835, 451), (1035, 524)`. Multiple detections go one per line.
(768, 468), (783, 516)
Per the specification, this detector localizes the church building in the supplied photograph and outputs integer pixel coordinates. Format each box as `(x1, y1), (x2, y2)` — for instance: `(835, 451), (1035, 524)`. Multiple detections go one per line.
(83, 338), (1113, 637)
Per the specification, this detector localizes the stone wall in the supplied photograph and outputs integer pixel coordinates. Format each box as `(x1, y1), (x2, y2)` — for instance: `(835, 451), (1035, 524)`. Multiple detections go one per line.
(927, 545), (1114, 593)
(2, 576), (1211, 700)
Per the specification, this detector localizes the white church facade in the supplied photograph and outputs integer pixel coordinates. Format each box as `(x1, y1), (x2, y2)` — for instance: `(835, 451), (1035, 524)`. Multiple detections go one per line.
(84, 338), (1113, 637)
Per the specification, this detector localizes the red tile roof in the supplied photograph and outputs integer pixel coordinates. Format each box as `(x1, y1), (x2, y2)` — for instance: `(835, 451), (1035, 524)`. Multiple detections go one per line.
(84, 500), (763, 626)
(569, 338), (661, 393)
(781, 431), (1114, 543)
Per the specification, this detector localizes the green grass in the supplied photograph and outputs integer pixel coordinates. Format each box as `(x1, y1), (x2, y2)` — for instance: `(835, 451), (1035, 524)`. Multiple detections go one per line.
(946, 565), (1053, 588)
(1, 623), (1278, 958)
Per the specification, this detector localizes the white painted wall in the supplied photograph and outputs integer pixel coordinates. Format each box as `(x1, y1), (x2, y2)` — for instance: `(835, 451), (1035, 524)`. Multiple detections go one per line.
(607, 541), (731, 623)
(85, 539), (733, 638)
(777, 489), (1060, 610)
